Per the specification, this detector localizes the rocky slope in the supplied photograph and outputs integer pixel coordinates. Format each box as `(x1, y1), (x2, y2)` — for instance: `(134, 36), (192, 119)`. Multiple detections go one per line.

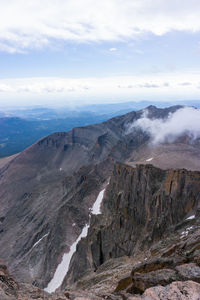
(0, 108), (143, 287)
(1, 163), (200, 299)
(0, 105), (200, 292)
(63, 163), (200, 299)
(66, 163), (200, 284)
(0, 260), (68, 300)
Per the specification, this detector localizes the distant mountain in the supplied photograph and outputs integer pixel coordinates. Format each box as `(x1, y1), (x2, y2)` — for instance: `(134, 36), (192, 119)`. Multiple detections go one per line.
(0, 113), (110, 157)
(0, 101), (169, 158)
(2, 100), (200, 158)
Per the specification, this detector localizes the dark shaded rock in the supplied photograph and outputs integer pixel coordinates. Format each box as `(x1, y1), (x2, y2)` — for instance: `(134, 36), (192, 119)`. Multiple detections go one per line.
(115, 275), (132, 292)
(131, 257), (185, 276)
(128, 269), (177, 294)
(65, 163), (200, 285)
(175, 263), (200, 282)
(64, 290), (101, 299)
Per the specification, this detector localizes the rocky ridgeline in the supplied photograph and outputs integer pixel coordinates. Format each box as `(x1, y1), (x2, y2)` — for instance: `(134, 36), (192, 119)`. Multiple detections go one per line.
(62, 163), (200, 299)
(0, 105), (146, 287)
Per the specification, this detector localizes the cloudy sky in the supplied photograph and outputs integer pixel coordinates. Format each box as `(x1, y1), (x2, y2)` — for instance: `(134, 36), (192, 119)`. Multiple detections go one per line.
(0, 0), (200, 107)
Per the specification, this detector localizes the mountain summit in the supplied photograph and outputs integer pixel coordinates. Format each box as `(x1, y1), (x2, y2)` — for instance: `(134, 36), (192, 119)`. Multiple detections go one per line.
(0, 105), (200, 298)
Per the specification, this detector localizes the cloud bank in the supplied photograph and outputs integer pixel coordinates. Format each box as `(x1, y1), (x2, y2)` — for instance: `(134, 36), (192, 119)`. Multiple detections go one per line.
(1, 0), (200, 52)
(128, 107), (200, 144)
(0, 72), (200, 107)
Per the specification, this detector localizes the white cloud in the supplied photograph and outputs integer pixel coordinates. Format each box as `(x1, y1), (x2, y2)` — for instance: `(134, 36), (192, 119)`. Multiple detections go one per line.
(1, 0), (200, 52)
(109, 48), (117, 52)
(0, 72), (198, 95)
(179, 82), (192, 86)
(128, 107), (200, 144)
(0, 72), (199, 107)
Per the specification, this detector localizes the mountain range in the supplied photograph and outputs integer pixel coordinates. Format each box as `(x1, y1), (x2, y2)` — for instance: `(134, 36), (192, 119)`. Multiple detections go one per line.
(1, 100), (200, 158)
(0, 105), (200, 299)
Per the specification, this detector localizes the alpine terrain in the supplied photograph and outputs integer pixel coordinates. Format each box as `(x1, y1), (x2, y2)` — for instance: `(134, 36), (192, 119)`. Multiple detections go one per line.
(0, 105), (200, 299)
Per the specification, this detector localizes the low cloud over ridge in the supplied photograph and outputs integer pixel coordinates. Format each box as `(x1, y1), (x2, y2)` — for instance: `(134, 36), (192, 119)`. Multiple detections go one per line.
(128, 107), (200, 144)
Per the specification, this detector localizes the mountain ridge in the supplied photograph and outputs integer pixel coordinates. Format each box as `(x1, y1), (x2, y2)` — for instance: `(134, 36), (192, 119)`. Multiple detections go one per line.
(0, 105), (199, 294)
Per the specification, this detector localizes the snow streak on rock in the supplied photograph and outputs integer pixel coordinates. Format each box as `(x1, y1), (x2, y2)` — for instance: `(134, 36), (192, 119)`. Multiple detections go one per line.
(44, 188), (105, 293)
(146, 157), (153, 162)
(91, 189), (105, 215)
(44, 224), (89, 293)
(186, 215), (195, 220)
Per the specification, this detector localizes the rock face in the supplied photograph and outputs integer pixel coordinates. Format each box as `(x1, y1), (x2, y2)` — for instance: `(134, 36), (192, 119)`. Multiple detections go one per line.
(65, 163), (200, 285)
(1, 260), (200, 300)
(0, 260), (66, 300)
(0, 110), (143, 287)
(128, 281), (200, 300)
(0, 105), (200, 290)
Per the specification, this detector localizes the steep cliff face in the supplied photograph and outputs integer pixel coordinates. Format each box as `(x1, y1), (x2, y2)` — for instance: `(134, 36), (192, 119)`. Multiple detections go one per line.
(65, 163), (200, 286)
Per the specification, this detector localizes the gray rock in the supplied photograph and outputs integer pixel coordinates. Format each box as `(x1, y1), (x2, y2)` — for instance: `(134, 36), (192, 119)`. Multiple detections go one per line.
(128, 280), (200, 300)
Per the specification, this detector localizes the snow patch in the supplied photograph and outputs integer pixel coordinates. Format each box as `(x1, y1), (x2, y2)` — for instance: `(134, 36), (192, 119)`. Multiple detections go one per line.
(187, 226), (194, 231)
(44, 224), (89, 293)
(146, 157), (153, 162)
(91, 189), (105, 215)
(186, 215), (195, 220)
(44, 188), (106, 293)
(31, 233), (48, 250)
(180, 226), (194, 239)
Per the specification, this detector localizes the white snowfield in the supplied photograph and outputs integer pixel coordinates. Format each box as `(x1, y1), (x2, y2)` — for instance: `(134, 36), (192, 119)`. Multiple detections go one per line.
(44, 224), (89, 293)
(91, 189), (105, 215)
(31, 233), (48, 250)
(146, 157), (153, 162)
(180, 226), (193, 239)
(186, 215), (195, 220)
(44, 188), (105, 293)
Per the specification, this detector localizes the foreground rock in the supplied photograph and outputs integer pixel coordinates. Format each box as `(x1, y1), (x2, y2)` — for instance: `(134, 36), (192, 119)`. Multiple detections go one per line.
(1, 261), (200, 300)
(128, 281), (200, 300)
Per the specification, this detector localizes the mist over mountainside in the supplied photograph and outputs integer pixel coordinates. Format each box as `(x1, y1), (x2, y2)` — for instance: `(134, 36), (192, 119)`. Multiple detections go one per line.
(0, 105), (200, 299)
(1, 100), (200, 158)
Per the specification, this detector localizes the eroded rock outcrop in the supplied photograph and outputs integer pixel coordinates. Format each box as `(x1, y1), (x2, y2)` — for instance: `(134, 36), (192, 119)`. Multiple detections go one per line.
(0, 260), (68, 300)
(128, 281), (200, 300)
(65, 163), (200, 286)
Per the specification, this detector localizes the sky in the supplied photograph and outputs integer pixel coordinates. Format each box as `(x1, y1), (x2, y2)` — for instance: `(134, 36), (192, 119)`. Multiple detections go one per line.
(0, 0), (200, 107)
